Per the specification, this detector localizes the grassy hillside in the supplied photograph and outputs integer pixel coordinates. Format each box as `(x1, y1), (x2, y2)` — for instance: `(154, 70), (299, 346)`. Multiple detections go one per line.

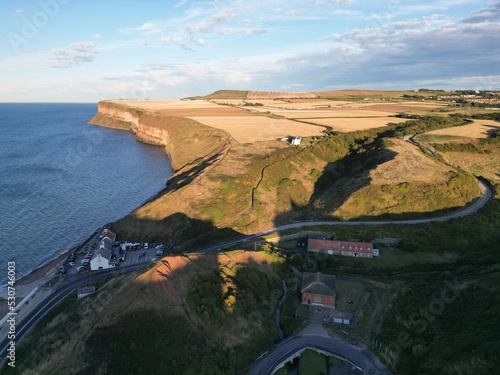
(3, 252), (287, 375)
(105, 111), (482, 248)
(375, 265), (500, 375)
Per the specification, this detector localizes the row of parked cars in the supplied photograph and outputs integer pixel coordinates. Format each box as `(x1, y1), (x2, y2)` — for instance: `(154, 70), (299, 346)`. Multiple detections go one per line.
(57, 253), (77, 274)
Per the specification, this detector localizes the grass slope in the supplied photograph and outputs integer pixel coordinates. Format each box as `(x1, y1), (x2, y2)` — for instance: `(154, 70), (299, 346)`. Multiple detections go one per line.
(3, 252), (287, 375)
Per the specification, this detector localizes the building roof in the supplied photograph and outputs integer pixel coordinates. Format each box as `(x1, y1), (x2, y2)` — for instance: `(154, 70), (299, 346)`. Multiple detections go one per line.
(103, 230), (116, 242)
(307, 238), (340, 251)
(339, 241), (372, 253)
(91, 248), (112, 261)
(307, 238), (373, 253)
(301, 272), (336, 296)
(100, 237), (113, 250)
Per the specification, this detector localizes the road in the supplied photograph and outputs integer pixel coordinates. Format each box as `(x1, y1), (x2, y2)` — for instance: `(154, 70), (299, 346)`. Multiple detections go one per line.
(198, 178), (493, 253)
(0, 262), (147, 364)
(0, 178), (493, 368)
(248, 334), (391, 375)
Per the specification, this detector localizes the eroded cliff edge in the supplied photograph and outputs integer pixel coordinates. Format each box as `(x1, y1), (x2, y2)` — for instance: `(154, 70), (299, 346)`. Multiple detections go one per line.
(88, 100), (228, 172)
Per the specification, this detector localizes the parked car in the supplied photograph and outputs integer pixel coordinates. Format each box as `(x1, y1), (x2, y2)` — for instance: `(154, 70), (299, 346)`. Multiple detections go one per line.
(67, 262), (75, 267)
(81, 259), (90, 265)
(76, 265), (86, 272)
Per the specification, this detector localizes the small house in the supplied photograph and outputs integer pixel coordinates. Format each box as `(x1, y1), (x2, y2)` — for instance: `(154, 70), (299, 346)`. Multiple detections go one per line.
(301, 272), (336, 308)
(291, 136), (302, 145)
(90, 248), (112, 270)
(307, 238), (373, 258)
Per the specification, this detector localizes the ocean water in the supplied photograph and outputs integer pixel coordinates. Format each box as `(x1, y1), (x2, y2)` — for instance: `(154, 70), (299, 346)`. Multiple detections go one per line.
(0, 103), (173, 285)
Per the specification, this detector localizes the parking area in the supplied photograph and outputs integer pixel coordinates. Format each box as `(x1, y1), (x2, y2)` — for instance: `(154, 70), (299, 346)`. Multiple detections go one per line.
(56, 228), (167, 276)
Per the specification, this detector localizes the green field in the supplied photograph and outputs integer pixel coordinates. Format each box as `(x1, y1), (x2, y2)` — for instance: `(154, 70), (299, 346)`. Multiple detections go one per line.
(335, 279), (366, 314)
(298, 349), (328, 375)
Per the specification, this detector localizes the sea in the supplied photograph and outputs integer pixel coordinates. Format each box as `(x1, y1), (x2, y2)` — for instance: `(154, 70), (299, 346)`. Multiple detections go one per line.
(0, 103), (173, 286)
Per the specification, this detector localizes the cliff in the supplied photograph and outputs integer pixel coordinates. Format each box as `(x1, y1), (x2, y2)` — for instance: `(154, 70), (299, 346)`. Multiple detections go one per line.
(88, 100), (228, 171)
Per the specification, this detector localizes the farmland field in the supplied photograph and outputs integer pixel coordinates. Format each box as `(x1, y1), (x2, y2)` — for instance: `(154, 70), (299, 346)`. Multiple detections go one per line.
(424, 119), (500, 139)
(300, 117), (407, 131)
(187, 115), (326, 142)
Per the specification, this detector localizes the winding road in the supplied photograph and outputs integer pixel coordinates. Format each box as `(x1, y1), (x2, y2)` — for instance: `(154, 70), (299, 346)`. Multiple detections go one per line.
(199, 177), (493, 254)
(0, 178), (494, 372)
(248, 333), (391, 375)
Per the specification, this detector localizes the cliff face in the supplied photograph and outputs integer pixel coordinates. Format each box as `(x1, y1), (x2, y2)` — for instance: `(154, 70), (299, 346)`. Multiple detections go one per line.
(88, 100), (227, 171)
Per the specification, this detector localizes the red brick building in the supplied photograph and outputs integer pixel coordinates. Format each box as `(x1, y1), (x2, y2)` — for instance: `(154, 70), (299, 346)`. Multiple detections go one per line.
(307, 238), (373, 258)
(301, 272), (336, 308)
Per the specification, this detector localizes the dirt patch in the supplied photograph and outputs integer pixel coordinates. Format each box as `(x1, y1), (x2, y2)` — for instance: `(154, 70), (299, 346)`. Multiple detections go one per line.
(370, 138), (452, 184)
(136, 255), (191, 305)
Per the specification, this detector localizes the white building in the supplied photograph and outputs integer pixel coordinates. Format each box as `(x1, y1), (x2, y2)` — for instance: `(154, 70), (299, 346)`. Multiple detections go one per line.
(90, 248), (112, 271)
(291, 136), (302, 145)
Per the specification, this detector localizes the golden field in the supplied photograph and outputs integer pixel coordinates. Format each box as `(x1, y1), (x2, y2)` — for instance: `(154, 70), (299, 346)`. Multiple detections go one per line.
(424, 119), (500, 139)
(112, 97), (448, 143)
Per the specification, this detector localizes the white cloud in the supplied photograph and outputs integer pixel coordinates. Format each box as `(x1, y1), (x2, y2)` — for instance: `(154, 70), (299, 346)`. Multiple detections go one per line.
(186, 8), (237, 34)
(175, 0), (189, 7)
(221, 27), (267, 35)
(461, 2), (500, 23)
(46, 41), (98, 69)
(311, 0), (354, 4)
(119, 22), (166, 35)
(91, 33), (102, 40)
(15, 9), (24, 15)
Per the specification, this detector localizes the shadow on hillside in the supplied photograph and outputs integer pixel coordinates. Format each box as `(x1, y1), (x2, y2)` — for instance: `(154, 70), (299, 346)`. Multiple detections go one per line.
(484, 124), (500, 138)
(274, 137), (398, 225)
(85, 242), (283, 373)
(166, 151), (223, 192)
(111, 211), (267, 253)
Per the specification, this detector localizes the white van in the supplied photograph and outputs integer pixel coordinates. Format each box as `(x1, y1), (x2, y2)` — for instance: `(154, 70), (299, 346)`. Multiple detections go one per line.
(144, 242), (149, 249)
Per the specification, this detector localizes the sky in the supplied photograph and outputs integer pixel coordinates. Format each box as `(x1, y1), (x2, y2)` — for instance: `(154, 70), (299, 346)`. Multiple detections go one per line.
(1, 0), (499, 102)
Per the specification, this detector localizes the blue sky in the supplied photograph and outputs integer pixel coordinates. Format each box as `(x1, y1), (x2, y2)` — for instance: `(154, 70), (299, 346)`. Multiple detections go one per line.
(1, 0), (499, 102)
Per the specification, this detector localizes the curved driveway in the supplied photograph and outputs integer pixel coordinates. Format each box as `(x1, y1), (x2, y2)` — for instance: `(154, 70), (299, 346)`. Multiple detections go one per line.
(248, 334), (391, 375)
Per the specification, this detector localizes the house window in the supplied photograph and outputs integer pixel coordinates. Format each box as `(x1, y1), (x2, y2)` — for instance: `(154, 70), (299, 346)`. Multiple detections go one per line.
(341, 245), (345, 249)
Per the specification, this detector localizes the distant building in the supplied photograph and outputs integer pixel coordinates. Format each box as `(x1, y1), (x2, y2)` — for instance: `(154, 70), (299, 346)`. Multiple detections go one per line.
(90, 248), (112, 270)
(291, 136), (302, 145)
(301, 272), (336, 307)
(307, 238), (373, 258)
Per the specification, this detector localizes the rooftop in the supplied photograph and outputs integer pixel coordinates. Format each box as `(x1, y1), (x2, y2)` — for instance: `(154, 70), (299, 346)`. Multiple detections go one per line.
(301, 272), (336, 296)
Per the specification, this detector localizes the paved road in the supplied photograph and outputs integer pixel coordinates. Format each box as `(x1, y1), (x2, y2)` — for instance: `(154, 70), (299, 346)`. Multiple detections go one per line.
(198, 178), (493, 254)
(0, 262), (147, 364)
(0, 178), (493, 368)
(248, 334), (391, 375)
